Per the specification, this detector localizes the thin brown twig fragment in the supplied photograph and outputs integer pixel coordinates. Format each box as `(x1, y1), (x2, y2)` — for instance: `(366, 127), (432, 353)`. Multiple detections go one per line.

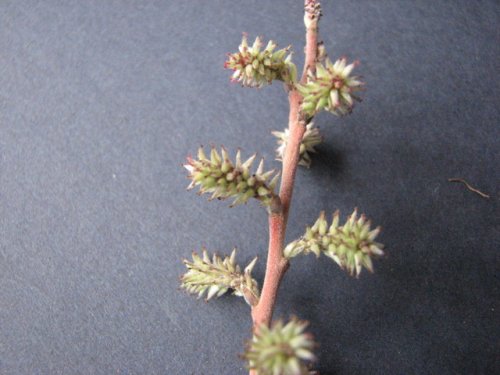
(448, 178), (490, 199)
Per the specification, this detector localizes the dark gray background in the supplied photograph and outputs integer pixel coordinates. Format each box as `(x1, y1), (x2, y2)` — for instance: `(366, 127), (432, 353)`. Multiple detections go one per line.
(1, 1), (498, 374)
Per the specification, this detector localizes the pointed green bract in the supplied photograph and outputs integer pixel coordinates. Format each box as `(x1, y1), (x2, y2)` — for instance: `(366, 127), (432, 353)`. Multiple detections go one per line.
(245, 318), (316, 375)
(181, 248), (260, 305)
(297, 57), (364, 117)
(284, 209), (384, 277)
(225, 34), (297, 88)
(272, 122), (322, 168)
(184, 146), (280, 207)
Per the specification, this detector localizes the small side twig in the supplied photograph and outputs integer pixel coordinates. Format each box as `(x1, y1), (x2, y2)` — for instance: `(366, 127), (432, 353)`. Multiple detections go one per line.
(448, 178), (490, 199)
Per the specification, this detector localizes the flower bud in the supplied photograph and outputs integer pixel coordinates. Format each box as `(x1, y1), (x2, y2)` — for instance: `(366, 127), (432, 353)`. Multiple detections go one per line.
(304, 0), (322, 30)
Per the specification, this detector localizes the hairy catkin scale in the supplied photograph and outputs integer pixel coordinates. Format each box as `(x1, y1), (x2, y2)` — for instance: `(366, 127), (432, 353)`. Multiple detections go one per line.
(184, 146), (280, 207)
(284, 209), (384, 276)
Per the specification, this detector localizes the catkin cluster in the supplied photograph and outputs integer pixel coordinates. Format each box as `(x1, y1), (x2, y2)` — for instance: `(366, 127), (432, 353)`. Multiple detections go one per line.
(225, 34), (296, 88)
(298, 57), (363, 117)
(245, 318), (316, 375)
(184, 147), (279, 207)
(181, 248), (259, 306)
(284, 209), (384, 276)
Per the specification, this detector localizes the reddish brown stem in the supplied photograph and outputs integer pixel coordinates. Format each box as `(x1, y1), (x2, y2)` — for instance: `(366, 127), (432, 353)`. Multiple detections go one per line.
(250, 91), (306, 330)
(250, 0), (320, 342)
(251, 206), (288, 327)
(301, 25), (318, 82)
(280, 91), (306, 225)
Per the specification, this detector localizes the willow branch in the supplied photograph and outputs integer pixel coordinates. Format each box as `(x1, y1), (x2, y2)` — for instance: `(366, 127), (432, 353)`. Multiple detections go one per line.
(250, 0), (320, 337)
